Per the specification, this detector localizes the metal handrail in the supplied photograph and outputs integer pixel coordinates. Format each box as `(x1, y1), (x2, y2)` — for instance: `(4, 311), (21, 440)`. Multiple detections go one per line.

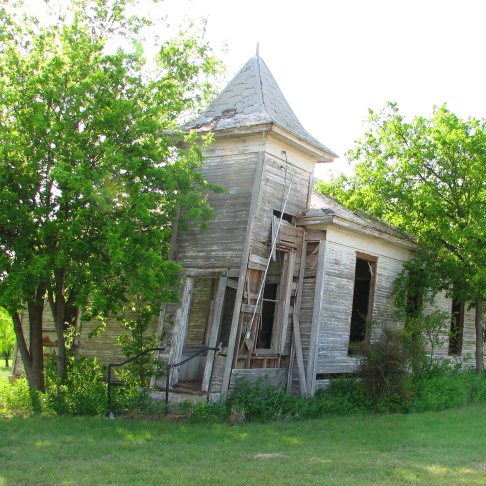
(106, 345), (220, 418)
(164, 346), (221, 415)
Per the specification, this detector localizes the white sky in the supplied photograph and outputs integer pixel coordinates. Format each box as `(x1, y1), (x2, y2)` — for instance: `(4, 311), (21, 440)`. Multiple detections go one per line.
(161, 0), (486, 179)
(26, 0), (486, 179)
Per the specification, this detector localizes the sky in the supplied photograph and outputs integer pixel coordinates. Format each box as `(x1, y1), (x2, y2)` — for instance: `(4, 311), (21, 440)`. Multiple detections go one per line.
(26, 0), (486, 179)
(159, 0), (486, 180)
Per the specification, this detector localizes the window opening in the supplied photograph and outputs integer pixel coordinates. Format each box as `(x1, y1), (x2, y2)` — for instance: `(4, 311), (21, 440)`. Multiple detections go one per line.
(348, 257), (376, 352)
(273, 209), (294, 224)
(448, 299), (464, 356)
(219, 286), (236, 348)
(256, 283), (278, 348)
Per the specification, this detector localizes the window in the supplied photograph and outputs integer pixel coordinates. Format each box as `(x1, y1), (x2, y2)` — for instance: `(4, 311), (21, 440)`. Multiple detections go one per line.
(448, 299), (464, 356)
(273, 209), (295, 224)
(256, 283), (278, 349)
(348, 255), (377, 352)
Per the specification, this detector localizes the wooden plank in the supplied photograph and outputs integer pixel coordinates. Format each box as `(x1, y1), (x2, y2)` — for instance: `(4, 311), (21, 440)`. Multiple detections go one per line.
(221, 152), (266, 396)
(249, 254), (269, 267)
(288, 232), (308, 394)
(167, 277), (194, 386)
(306, 240), (327, 394)
(240, 303), (261, 314)
(273, 251), (296, 354)
(202, 276), (227, 392)
(292, 313), (308, 395)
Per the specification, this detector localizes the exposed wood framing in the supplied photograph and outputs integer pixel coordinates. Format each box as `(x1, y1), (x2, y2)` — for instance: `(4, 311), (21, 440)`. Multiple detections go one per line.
(221, 152), (267, 396)
(201, 276), (227, 392)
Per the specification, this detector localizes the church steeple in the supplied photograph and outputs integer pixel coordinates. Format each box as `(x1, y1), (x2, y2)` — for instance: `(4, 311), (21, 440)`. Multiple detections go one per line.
(185, 57), (337, 159)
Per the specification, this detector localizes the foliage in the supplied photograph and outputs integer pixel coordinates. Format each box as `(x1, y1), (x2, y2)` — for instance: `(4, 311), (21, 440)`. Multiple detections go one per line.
(44, 356), (107, 416)
(411, 369), (486, 413)
(115, 310), (163, 388)
(0, 307), (15, 366)
(0, 377), (38, 418)
(318, 103), (486, 369)
(0, 0), (222, 390)
(354, 326), (412, 411)
(230, 376), (289, 421)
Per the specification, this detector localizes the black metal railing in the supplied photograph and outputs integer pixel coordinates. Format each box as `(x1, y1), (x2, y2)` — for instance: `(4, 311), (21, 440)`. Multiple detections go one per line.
(107, 346), (220, 418)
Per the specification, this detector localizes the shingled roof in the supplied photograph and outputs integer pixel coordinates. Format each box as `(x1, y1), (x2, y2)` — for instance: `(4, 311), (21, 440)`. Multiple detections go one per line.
(300, 191), (416, 248)
(184, 56), (337, 158)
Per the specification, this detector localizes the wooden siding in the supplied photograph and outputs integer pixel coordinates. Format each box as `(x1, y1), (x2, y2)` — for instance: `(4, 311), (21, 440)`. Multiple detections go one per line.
(174, 153), (258, 270)
(315, 240), (410, 376)
(251, 156), (311, 256)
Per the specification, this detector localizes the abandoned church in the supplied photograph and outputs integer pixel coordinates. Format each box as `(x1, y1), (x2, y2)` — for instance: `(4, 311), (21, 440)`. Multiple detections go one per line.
(13, 56), (481, 400)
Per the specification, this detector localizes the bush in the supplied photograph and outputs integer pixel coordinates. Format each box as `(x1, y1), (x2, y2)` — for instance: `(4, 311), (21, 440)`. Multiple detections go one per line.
(355, 327), (412, 412)
(45, 356), (107, 416)
(0, 377), (38, 417)
(411, 370), (486, 412)
(230, 376), (290, 421)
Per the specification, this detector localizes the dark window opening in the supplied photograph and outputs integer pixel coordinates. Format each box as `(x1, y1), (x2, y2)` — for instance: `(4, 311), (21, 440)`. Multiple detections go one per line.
(448, 299), (464, 356)
(219, 286), (236, 347)
(348, 257), (376, 352)
(257, 283), (278, 349)
(273, 210), (294, 224)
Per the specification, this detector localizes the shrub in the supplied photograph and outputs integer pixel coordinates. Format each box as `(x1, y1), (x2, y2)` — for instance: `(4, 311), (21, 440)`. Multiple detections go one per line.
(0, 377), (38, 418)
(411, 370), (486, 412)
(45, 356), (107, 416)
(355, 327), (412, 411)
(230, 376), (290, 421)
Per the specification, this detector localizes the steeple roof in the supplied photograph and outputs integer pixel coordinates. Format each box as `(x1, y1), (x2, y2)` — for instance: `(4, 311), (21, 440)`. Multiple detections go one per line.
(185, 56), (337, 158)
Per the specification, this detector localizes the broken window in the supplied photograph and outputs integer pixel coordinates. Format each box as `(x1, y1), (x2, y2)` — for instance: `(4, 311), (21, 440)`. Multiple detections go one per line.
(219, 285), (237, 348)
(348, 255), (377, 352)
(273, 209), (295, 224)
(448, 299), (464, 356)
(256, 282), (278, 349)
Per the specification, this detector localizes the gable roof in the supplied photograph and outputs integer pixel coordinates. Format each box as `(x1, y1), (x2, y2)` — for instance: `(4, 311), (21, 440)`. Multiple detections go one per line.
(299, 191), (416, 248)
(184, 56), (337, 158)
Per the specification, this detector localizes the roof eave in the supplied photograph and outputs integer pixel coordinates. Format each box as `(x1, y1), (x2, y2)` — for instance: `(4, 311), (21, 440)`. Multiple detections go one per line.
(269, 125), (337, 162)
(298, 215), (417, 250)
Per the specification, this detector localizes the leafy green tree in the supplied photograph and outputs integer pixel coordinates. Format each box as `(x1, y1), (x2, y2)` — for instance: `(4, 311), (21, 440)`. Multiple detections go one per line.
(0, 307), (15, 368)
(318, 104), (486, 371)
(0, 0), (221, 391)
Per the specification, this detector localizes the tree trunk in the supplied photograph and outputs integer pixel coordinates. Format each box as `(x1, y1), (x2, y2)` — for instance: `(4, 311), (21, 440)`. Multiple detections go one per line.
(49, 274), (78, 384)
(11, 285), (47, 392)
(475, 297), (484, 373)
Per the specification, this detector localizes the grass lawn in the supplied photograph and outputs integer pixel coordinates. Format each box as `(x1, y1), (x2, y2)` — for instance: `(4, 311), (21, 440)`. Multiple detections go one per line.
(1, 404), (486, 485)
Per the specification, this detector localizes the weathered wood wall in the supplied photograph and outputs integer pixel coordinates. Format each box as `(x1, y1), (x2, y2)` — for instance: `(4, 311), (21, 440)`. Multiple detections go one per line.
(174, 152), (258, 271)
(313, 228), (414, 384)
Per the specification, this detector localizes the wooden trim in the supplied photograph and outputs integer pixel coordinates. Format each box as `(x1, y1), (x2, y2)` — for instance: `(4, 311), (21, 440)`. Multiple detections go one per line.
(273, 251), (296, 354)
(355, 251), (378, 262)
(167, 277), (194, 386)
(290, 232), (308, 394)
(221, 152), (267, 396)
(201, 276), (227, 392)
(306, 239), (327, 394)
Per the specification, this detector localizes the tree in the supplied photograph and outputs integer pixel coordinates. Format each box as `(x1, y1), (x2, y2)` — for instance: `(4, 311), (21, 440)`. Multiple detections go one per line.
(0, 0), (222, 390)
(0, 307), (15, 367)
(318, 103), (486, 371)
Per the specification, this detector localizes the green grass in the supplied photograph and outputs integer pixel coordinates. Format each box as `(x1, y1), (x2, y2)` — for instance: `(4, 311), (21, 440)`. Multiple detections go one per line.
(1, 404), (486, 485)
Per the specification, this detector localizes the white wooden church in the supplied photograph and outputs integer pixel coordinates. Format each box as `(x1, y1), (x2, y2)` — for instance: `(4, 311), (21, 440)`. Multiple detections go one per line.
(13, 56), (480, 400)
